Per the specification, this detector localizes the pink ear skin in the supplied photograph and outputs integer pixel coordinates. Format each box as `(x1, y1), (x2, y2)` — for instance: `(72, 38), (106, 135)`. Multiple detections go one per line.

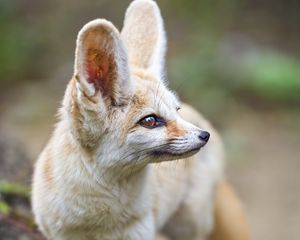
(85, 49), (111, 94)
(75, 19), (131, 105)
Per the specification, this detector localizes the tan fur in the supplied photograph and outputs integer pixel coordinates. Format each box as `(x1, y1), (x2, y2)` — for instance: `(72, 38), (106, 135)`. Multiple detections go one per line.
(120, 91), (150, 141)
(41, 148), (53, 188)
(122, 3), (160, 69)
(209, 181), (251, 240)
(132, 68), (159, 83)
(32, 1), (250, 240)
(166, 121), (187, 138)
(122, 0), (166, 76)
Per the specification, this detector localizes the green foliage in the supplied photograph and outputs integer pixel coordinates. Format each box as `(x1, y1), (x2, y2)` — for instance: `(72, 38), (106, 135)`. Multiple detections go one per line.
(244, 52), (300, 101)
(0, 180), (30, 198)
(0, 1), (34, 84)
(0, 200), (11, 215)
(169, 36), (300, 110)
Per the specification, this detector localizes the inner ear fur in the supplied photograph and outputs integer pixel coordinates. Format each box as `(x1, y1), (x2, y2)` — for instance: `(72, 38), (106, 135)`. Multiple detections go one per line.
(74, 19), (132, 106)
(121, 0), (166, 78)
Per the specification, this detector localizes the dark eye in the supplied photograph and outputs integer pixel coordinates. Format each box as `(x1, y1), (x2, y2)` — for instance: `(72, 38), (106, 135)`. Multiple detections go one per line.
(138, 115), (165, 129)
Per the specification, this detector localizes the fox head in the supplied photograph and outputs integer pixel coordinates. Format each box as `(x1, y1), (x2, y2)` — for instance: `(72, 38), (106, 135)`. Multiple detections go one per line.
(61, 0), (210, 176)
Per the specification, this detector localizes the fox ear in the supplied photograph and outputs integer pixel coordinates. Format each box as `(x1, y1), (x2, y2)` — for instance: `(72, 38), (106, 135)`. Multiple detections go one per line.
(74, 19), (132, 106)
(121, 0), (166, 78)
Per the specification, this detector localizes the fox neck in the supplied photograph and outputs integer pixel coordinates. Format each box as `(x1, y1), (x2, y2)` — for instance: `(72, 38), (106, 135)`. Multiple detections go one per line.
(78, 149), (154, 223)
(88, 153), (151, 190)
(80, 157), (152, 232)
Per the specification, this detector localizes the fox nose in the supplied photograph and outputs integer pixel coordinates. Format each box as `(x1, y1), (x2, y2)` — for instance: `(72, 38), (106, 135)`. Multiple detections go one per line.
(199, 131), (210, 142)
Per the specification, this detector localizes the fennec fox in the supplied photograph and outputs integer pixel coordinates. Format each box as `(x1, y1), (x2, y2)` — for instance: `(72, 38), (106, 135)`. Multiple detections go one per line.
(32, 0), (250, 239)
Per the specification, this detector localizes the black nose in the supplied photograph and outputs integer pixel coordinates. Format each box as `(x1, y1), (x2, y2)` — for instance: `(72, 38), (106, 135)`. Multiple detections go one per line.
(199, 131), (210, 142)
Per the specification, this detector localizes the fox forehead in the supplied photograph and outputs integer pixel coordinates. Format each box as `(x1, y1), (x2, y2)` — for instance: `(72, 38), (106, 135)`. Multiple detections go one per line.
(117, 70), (179, 135)
(130, 70), (180, 115)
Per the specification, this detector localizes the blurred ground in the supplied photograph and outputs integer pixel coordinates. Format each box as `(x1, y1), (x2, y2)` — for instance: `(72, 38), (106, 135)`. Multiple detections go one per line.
(226, 108), (300, 240)
(0, 0), (300, 239)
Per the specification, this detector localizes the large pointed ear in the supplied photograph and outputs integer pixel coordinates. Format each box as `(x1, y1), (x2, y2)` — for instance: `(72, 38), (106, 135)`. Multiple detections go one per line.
(121, 0), (166, 78)
(74, 19), (132, 106)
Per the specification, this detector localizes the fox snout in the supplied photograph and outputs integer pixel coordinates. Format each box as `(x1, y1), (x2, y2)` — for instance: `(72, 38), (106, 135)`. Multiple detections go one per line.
(199, 130), (210, 143)
(190, 129), (210, 151)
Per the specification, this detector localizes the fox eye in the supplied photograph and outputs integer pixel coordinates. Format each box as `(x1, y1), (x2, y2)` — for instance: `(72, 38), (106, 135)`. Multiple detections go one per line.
(138, 115), (165, 129)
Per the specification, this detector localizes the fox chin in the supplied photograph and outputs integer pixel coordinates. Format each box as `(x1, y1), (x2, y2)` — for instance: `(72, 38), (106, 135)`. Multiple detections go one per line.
(32, 0), (251, 240)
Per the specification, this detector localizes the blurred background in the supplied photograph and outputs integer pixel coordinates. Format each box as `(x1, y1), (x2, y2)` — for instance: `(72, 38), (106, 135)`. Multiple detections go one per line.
(0, 0), (299, 239)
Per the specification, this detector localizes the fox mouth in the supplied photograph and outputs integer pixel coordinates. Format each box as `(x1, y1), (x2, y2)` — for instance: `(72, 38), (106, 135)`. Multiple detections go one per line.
(151, 145), (202, 160)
